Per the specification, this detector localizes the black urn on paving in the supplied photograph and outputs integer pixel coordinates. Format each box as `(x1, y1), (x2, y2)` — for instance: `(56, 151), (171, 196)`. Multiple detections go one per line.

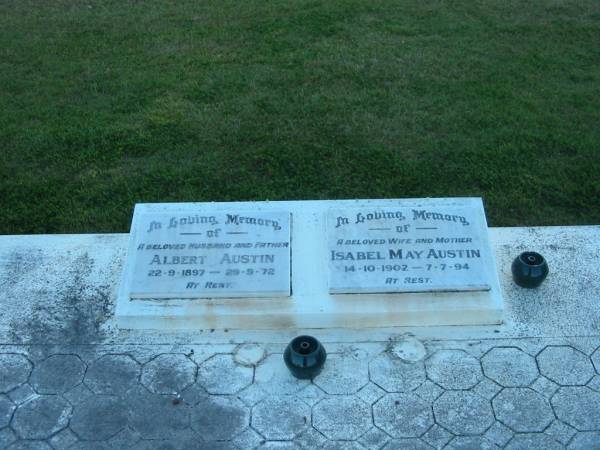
(511, 251), (549, 288)
(283, 335), (327, 379)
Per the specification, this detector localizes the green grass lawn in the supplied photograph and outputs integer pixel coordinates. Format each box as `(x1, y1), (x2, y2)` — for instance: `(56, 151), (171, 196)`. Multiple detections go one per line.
(1, 0), (599, 233)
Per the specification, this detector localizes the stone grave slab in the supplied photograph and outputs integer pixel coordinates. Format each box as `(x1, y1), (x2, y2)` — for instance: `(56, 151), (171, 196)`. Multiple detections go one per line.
(126, 209), (291, 299)
(327, 201), (494, 294)
(116, 199), (504, 330)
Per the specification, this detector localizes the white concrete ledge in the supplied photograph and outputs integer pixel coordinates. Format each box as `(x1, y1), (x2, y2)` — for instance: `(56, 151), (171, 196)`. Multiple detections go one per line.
(1, 225), (599, 343)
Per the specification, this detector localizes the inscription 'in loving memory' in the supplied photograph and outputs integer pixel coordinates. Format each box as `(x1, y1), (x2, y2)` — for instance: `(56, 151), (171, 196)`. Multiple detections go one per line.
(334, 209), (470, 228)
(146, 214), (282, 233)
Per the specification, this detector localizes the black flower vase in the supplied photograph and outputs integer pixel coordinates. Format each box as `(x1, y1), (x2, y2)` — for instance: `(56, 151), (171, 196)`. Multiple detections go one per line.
(511, 251), (549, 288)
(283, 335), (327, 379)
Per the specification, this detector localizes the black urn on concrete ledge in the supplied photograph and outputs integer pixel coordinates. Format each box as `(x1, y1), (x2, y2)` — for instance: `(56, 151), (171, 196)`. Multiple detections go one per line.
(284, 335), (327, 379)
(511, 251), (549, 288)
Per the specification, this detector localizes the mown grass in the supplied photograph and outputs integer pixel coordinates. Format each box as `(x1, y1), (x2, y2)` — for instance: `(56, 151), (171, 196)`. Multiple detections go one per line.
(1, 0), (599, 233)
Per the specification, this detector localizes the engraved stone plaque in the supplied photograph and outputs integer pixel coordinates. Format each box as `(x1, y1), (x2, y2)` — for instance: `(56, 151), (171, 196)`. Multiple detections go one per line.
(128, 210), (291, 299)
(328, 200), (494, 294)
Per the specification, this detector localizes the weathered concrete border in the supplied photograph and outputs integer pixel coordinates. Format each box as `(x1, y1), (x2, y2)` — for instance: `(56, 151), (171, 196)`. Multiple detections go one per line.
(0, 225), (599, 344)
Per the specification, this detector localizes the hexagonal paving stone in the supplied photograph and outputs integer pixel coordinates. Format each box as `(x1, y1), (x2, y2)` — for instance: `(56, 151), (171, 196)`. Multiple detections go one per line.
(314, 354), (369, 394)
(357, 382), (386, 406)
(254, 354), (309, 395)
(414, 379), (445, 404)
(128, 388), (190, 439)
(552, 386), (600, 431)
(587, 374), (600, 392)
(0, 354), (32, 393)
(63, 383), (94, 407)
(141, 354), (196, 395)
(296, 383), (325, 407)
(237, 382), (267, 407)
(425, 349), (483, 390)
(422, 423), (453, 448)
(546, 420), (577, 445)
(481, 347), (539, 387)
(191, 396), (249, 441)
(233, 427), (264, 450)
(537, 346), (595, 386)
(505, 433), (563, 450)
(313, 396), (372, 440)
(70, 395), (128, 441)
(359, 426), (390, 449)
(373, 393), (433, 438)
(85, 354), (141, 395)
(48, 428), (79, 449)
(473, 378), (502, 400)
(294, 427), (327, 449)
(181, 382), (209, 406)
(30, 354), (86, 394)
(11, 395), (72, 439)
(531, 376), (559, 399)
(484, 421), (513, 447)
(369, 353), (426, 393)
(251, 396), (310, 440)
(492, 388), (554, 432)
(198, 354), (253, 395)
(0, 394), (16, 427)
(433, 391), (494, 435)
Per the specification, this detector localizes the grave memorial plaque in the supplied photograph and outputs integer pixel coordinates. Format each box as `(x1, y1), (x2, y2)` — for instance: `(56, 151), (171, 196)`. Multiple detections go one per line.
(128, 210), (291, 299)
(328, 201), (494, 294)
(117, 199), (504, 330)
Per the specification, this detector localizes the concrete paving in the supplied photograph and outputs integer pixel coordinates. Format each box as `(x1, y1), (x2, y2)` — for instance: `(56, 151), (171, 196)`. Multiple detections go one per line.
(0, 226), (600, 449)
